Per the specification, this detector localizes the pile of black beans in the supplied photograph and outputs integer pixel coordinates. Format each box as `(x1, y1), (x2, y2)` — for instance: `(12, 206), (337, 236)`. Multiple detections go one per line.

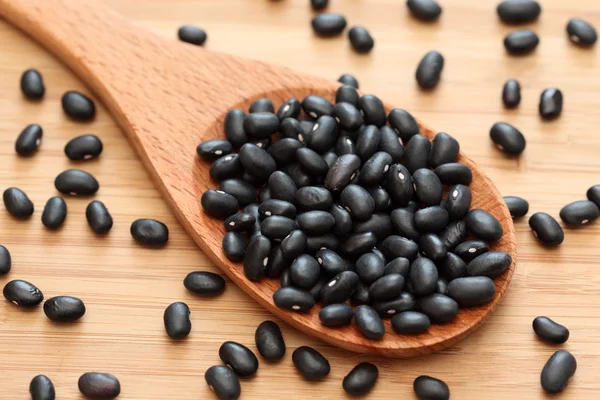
(198, 81), (514, 342)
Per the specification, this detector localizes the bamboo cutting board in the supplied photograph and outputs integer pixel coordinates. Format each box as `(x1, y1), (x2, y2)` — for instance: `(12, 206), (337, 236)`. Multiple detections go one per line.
(1, 0), (599, 398)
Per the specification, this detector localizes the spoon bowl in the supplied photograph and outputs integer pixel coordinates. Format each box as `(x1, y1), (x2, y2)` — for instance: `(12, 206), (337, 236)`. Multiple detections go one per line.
(0, 0), (516, 357)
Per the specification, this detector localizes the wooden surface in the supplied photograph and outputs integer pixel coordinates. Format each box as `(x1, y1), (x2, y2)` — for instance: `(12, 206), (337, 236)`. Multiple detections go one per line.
(0, 0), (598, 397)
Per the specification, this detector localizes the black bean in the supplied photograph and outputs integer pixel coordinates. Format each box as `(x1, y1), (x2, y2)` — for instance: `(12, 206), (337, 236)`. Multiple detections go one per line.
(309, 276), (328, 301)
(429, 132), (459, 168)
(533, 316), (569, 344)
(306, 116), (339, 153)
(455, 240), (489, 262)
(43, 296), (85, 322)
(320, 271), (360, 305)
(436, 278), (448, 295)
(62, 91), (95, 121)
(414, 376), (450, 400)
(414, 206), (448, 233)
(334, 135), (354, 156)
(259, 200), (296, 220)
(467, 251), (512, 278)
(446, 276), (496, 307)
(348, 26), (374, 53)
(269, 139), (302, 168)
(244, 234), (271, 281)
(311, 13), (347, 37)
(343, 362), (379, 396)
(354, 253), (384, 284)
(85, 200), (113, 234)
(384, 257), (411, 277)
(244, 203), (262, 232)
(15, 124), (43, 156)
(295, 186), (333, 211)
(289, 254), (320, 288)
(380, 235), (419, 261)
(319, 208), (349, 241)
(504, 195), (529, 218)
(295, 211), (333, 235)
(78, 372), (121, 400)
(504, 30), (540, 55)
(130, 218), (169, 247)
(387, 110), (417, 143)
(560, 200), (599, 225)
(302, 95), (335, 118)
(218, 179), (256, 207)
(250, 136), (271, 150)
(386, 164), (413, 206)
(567, 18), (597, 46)
(293, 346), (331, 381)
(278, 231), (305, 260)
(413, 168), (443, 206)
(407, 0), (442, 21)
(201, 190), (240, 219)
(54, 169), (99, 196)
(0, 245), (10, 275)
(20, 69), (45, 100)
(223, 232), (248, 261)
(336, 86), (360, 108)
(183, 271), (225, 297)
(360, 153), (391, 187)
(163, 301), (191, 340)
(210, 154), (242, 182)
(529, 212), (564, 246)
(338, 74), (359, 89)
(354, 305), (385, 339)
(587, 185), (600, 207)
(446, 184), (471, 221)
(410, 257), (439, 296)
(419, 234), (447, 262)
(376, 128), (402, 164)
(541, 350), (577, 394)
(261, 216), (297, 240)
(273, 287), (315, 312)
(219, 341), (259, 377)
(3, 279), (43, 306)
(243, 112), (279, 139)
(319, 303), (354, 327)
(404, 135), (430, 174)
(416, 51), (444, 89)
(39, 196), (67, 230)
(29, 374), (55, 400)
(346, 282), (368, 306)
(3, 187), (34, 219)
(325, 154), (361, 193)
(296, 148), (329, 176)
(255, 320), (286, 361)
(178, 25), (207, 45)
(389, 209), (419, 242)
(65, 134), (103, 161)
(205, 365), (241, 400)
(497, 0), (541, 24)
(353, 213), (393, 241)
(224, 109), (249, 147)
(276, 98), (301, 121)
(280, 268), (293, 287)
(338, 232), (375, 257)
(249, 98), (275, 114)
(539, 93), (559, 125)
(279, 119), (303, 143)
(316, 249), (348, 276)
(466, 209), (503, 242)
(434, 163), (472, 186)
(333, 102), (363, 131)
(502, 79), (521, 108)
(306, 233), (340, 252)
(439, 220), (467, 251)
(340, 184), (375, 222)
(239, 144), (276, 180)
(369, 274), (405, 301)
(359, 96), (386, 128)
(366, 187), (391, 213)
(418, 293), (458, 323)
(266, 246), (290, 278)
(438, 252), (467, 281)
(390, 311), (429, 335)
(373, 292), (416, 317)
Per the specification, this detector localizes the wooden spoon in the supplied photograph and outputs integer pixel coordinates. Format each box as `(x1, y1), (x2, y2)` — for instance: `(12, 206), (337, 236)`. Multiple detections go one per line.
(0, 0), (516, 357)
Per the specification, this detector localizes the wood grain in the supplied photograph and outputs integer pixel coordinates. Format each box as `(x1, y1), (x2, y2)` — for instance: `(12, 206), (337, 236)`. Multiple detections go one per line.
(0, 0), (598, 398)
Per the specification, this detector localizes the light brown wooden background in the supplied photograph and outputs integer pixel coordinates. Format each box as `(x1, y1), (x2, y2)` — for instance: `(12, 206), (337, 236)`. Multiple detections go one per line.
(1, 0), (599, 398)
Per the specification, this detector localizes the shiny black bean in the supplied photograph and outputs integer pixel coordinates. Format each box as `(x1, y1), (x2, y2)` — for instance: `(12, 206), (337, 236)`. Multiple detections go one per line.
(560, 200), (599, 225)
(334, 102), (363, 131)
(413, 168), (443, 206)
(380, 235), (419, 260)
(392, 311), (431, 335)
(65, 134), (103, 160)
(438, 252), (468, 281)
(178, 24), (207, 45)
(497, 0), (541, 24)
(390, 208), (419, 242)
(334, 135), (355, 156)
(279, 230), (306, 260)
(407, 0), (442, 21)
(302, 95), (335, 118)
(410, 257), (439, 296)
(39, 196), (67, 230)
(336, 85), (360, 107)
(387, 109), (418, 142)
(85, 200), (113, 234)
(296, 211), (334, 235)
(289, 254), (320, 288)
(466, 209), (503, 241)
(340, 184), (375, 221)
(163, 301), (191, 340)
(529, 212), (564, 246)
(243, 112), (279, 139)
(387, 164), (413, 206)
(306, 116), (338, 153)
(255, 320), (286, 361)
(490, 122), (526, 155)
(210, 154), (242, 182)
(293, 346), (331, 380)
(418, 293), (458, 323)
(43, 296), (85, 322)
(429, 132), (459, 168)
(3, 279), (43, 306)
(447, 276), (496, 307)
(539, 88), (563, 120)
(296, 148), (329, 176)
(468, 251), (512, 278)
(434, 163), (472, 186)
(324, 154), (361, 192)
(567, 18), (597, 45)
(455, 240), (489, 262)
(219, 341), (259, 377)
(62, 91), (95, 121)
(320, 271), (360, 305)
(504, 195), (529, 218)
(439, 220), (467, 251)
(184, 271), (225, 297)
(15, 124), (43, 156)
(384, 257), (411, 277)
(502, 79), (521, 108)
(414, 376), (450, 400)
(367, 186), (391, 213)
(278, 120), (301, 144)
(541, 350), (577, 394)
(78, 372), (121, 400)
(306, 233), (340, 252)
(416, 51), (444, 89)
(239, 143), (276, 179)
(587, 185), (600, 207)
(322, 152), (339, 169)
(3, 187), (34, 219)
(249, 98), (274, 114)
(354, 305), (385, 339)
(224, 109), (248, 148)
(266, 246), (290, 278)
(369, 274), (405, 301)
(276, 98), (301, 121)
(359, 95), (386, 127)
(319, 303), (354, 327)
(504, 29), (540, 54)
(405, 135), (431, 173)
(533, 316), (569, 344)
(316, 249), (349, 277)
(20, 69), (45, 100)
(360, 152), (392, 186)
(311, 13), (347, 37)
(244, 234), (271, 281)
(414, 206), (449, 233)
(348, 26), (374, 53)
(273, 287), (315, 312)
(419, 234), (447, 262)
(29, 374), (55, 400)
(54, 169), (99, 196)
(446, 184), (471, 221)
(201, 190), (239, 220)
(372, 292), (416, 317)
(355, 252), (385, 284)
(205, 365), (241, 400)
(323, 207), (350, 239)
(340, 232), (377, 257)
(338, 74), (359, 89)
(353, 213), (393, 241)
(261, 216), (297, 240)
(249, 136), (271, 150)
(295, 186), (332, 211)
(343, 362), (379, 396)
(223, 232), (248, 261)
(259, 199), (297, 219)
(377, 126), (403, 163)
(219, 179), (256, 207)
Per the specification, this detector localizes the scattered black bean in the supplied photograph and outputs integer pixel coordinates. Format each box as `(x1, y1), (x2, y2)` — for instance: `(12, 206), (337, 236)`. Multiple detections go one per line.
(539, 88), (563, 120)
(205, 365), (241, 400)
(348, 26), (374, 53)
(567, 18), (597, 46)
(413, 375), (450, 400)
(504, 195), (529, 218)
(343, 362), (379, 396)
(418, 293), (459, 323)
(407, 0), (442, 21)
(533, 316), (569, 344)
(319, 303), (354, 327)
(15, 124), (43, 156)
(529, 212), (564, 246)
(43, 296), (85, 322)
(78, 372), (120, 400)
(197, 139), (233, 161)
(490, 122), (526, 155)
(255, 320), (286, 361)
(20, 69), (45, 100)
(455, 240), (489, 262)
(311, 13), (347, 37)
(65, 134), (103, 161)
(130, 218), (169, 246)
(54, 169), (99, 196)
(504, 29), (540, 55)
(588, 185), (600, 208)
(540, 350), (577, 394)
(293, 346), (331, 380)
(178, 25), (207, 45)
(273, 287), (315, 312)
(416, 51), (444, 89)
(3, 279), (43, 307)
(84, 200), (113, 234)
(497, 0), (541, 24)
(61, 91), (96, 121)
(219, 341), (259, 377)
(39, 196), (67, 230)
(354, 305), (385, 339)
(337, 74), (359, 89)
(0, 245), (10, 275)
(29, 374), (55, 400)
(163, 301), (191, 340)
(3, 187), (34, 219)
(502, 79), (521, 108)
(560, 200), (599, 225)
(184, 271), (225, 297)
(223, 232), (248, 261)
